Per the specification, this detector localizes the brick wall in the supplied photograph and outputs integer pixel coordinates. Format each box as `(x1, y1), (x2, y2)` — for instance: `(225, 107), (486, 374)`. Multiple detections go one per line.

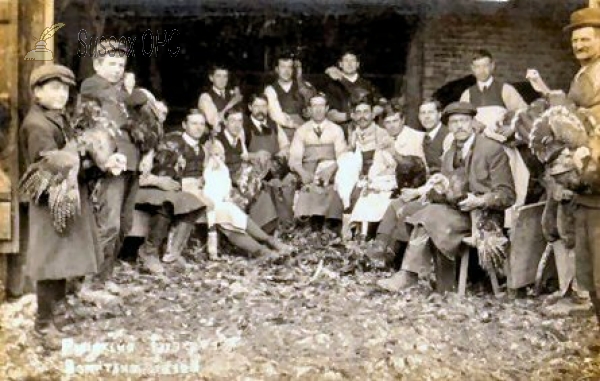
(420, 13), (579, 99)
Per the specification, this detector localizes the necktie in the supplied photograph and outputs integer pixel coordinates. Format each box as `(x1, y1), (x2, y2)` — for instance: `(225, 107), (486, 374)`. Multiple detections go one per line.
(454, 143), (464, 168)
(424, 134), (432, 146)
(314, 125), (322, 138)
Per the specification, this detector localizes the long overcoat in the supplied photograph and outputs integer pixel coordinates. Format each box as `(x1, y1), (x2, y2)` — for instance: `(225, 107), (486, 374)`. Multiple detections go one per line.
(20, 104), (101, 281)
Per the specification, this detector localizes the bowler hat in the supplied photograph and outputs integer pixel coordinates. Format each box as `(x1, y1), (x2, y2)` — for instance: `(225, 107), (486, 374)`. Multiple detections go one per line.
(441, 101), (477, 125)
(564, 7), (600, 32)
(95, 39), (128, 57)
(29, 64), (76, 89)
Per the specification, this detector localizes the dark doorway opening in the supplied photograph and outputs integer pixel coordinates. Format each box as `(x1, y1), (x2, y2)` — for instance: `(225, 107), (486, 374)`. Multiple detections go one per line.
(57, 6), (420, 125)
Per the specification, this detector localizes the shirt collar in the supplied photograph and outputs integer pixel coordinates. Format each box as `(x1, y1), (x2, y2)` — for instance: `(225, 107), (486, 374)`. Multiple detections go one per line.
(277, 80), (293, 91)
(212, 86), (226, 97)
(460, 134), (476, 159)
(182, 132), (200, 148)
(251, 115), (266, 130)
(427, 123), (442, 139)
(357, 122), (377, 136)
(224, 129), (241, 145)
(342, 73), (359, 82)
(477, 76), (494, 91)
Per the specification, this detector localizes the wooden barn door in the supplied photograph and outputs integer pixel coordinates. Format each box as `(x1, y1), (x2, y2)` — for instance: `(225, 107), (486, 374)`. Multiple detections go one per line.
(0, 0), (54, 301)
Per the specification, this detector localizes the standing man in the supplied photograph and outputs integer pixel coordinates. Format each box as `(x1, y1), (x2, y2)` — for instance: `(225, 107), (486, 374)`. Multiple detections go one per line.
(264, 53), (314, 142)
(325, 51), (385, 128)
(198, 64), (242, 133)
(459, 49), (527, 129)
(563, 6), (600, 326)
(80, 40), (137, 281)
(290, 93), (347, 233)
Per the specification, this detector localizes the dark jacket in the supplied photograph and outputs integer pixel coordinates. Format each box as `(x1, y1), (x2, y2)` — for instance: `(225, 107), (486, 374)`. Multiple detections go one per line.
(80, 74), (139, 171)
(244, 117), (280, 155)
(19, 104), (101, 280)
(423, 124), (450, 175)
(441, 133), (516, 211)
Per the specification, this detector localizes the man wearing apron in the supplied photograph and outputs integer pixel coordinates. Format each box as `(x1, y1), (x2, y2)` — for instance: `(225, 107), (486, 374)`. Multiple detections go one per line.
(289, 93), (347, 234)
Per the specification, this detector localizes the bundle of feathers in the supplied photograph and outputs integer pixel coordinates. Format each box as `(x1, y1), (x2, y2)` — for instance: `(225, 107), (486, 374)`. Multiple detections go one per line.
(231, 158), (272, 210)
(124, 88), (165, 155)
(473, 211), (509, 274)
(421, 172), (468, 206)
(528, 95), (593, 164)
(19, 101), (118, 233)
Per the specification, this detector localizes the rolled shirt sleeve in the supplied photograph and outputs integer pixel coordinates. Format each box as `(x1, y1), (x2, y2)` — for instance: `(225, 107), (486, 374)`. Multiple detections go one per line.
(502, 83), (528, 111)
(198, 93), (220, 128)
(265, 85), (293, 128)
(288, 127), (305, 173)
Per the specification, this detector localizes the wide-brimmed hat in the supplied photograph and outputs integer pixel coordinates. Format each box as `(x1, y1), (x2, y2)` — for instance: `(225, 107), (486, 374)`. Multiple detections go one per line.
(441, 101), (477, 125)
(564, 7), (600, 32)
(29, 64), (76, 89)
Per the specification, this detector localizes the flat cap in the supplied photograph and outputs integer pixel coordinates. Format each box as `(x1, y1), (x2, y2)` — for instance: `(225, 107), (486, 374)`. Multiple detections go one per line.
(29, 64), (76, 89)
(95, 38), (128, 57)
(564, 7), (600, 32)
(441, 101), (477, 125)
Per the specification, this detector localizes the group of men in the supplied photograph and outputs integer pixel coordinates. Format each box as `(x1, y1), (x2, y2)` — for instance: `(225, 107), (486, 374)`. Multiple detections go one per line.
(19, 5), (600, 350)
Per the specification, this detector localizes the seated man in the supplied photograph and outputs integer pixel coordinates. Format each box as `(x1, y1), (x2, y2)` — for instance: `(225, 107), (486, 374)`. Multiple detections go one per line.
(207, 107), (293, 256)
(136, 109), (212, 273)
(336, 97), (396, 238)
(138, 109), (290, 269)
(377, 102), (516, 291)
(210, 106), (264, 210)
(382, 103), (426, 163)
(244, 94), (295, 233)
(290, 92), (348, 233)
(369, 99), (449, 259)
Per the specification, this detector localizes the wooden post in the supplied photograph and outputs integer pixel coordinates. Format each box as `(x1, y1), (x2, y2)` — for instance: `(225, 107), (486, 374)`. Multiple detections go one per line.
(0, 0), (55, 302)
(403, 21), (425, 129)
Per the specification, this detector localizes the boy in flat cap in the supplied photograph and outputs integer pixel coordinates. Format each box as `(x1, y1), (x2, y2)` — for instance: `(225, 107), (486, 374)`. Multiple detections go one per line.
(80, 39), (138, 281)
(20, 64), (102, 349)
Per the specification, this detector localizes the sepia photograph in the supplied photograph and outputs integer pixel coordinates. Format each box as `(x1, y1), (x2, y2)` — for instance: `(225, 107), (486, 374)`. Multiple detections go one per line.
(1, 0), (600, 379)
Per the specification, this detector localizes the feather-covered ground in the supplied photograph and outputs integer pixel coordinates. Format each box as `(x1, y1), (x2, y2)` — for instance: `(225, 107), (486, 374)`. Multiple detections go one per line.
(2, 228), (600, 380)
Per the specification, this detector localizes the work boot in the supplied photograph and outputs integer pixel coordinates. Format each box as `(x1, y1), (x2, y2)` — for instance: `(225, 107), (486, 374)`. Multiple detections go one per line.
(366, 239), (393, 263)
(34, 321), (64, 351)
(162, 222), (194, 263)
(376, 270), (418, 292)
(266, 236), (293, 254)
(254, 246), (281, 264)
(138, 242), (165, 274)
